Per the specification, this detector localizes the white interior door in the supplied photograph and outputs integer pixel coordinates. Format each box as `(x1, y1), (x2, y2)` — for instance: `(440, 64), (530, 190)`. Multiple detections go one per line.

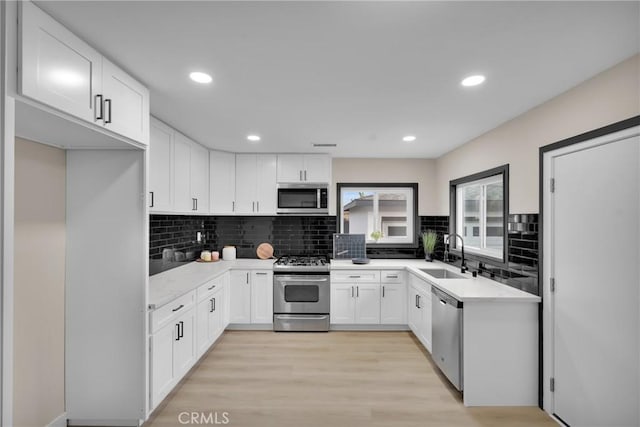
(550, 131), (639, 426)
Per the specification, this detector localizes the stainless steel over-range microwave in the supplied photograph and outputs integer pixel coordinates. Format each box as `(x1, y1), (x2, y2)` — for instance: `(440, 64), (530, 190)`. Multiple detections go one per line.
(276, 183), (328, 214)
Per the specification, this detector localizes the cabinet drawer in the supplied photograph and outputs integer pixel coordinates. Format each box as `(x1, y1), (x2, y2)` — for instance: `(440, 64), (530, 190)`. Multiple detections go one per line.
(197, 276), (224, 302)
(381, 270), (405, 283)
(151, 291), (195, 333)
(331, 270), (380, 283)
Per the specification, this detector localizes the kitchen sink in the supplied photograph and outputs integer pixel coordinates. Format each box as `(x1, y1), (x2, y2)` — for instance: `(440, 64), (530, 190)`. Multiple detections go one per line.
(419, 268), (466, 279)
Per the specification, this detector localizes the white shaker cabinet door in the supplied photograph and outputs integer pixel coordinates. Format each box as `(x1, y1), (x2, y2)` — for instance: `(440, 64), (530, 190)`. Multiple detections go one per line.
(256, 155), (277, 214)
(20, 1), (102, 122)
(250, 271), (273, 324)
(330, 283), (356, 324)
(150, 322), (175, 409)
(190, 142), (209, 213)
(354, 283), (381, 324)
(149, 119), (173, 212)
(173, 133), (193, 213)
(210, 150), (236, 214)
(303, 154), (331, 183)
(101, 58), (150, 144)
(276, 154), (304, 183)
(234, 155), (256, 214)
(229, 270), (251, 323)
(173, 309), (196, 379)
(380, 282), (407, 324)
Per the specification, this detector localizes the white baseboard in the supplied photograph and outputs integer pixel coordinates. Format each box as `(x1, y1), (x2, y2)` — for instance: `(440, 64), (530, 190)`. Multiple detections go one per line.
(330, 324), (411, 331)
(46, 412), (67, 427)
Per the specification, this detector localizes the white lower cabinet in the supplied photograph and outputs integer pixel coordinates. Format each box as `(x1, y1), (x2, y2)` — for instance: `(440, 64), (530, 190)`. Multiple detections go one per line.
(381, 282), (407, 324)
(330, 282), (381, 324)
(229, 269), (273, 324)
(196, 275), (228, 358)
(408, 274), (432, 352)
(149, 291), (196, 410)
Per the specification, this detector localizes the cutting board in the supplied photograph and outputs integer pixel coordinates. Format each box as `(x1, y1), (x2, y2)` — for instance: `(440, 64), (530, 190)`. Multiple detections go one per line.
(256, 243), (275, 259)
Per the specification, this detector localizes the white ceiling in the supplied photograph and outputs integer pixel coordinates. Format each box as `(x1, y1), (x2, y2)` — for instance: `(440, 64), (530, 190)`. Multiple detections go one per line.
(35, 1), (639, 158)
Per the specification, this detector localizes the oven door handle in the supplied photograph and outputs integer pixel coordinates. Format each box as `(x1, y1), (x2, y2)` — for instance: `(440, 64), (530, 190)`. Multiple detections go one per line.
(277, 278), (329, 283)
(275, 315), (329, 320)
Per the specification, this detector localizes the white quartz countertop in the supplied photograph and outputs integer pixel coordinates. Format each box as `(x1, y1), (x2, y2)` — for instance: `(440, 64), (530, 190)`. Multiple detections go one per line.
(149, 259), (275, 309)
(330, 259), (540, 303)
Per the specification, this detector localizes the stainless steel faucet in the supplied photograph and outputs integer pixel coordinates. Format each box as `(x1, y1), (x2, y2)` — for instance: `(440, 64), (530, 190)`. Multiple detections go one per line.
(444, 233), (467, 274)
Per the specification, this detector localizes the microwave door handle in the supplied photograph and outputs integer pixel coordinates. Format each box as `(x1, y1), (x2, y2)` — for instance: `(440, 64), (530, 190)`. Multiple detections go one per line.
(317, 189), (321, 208)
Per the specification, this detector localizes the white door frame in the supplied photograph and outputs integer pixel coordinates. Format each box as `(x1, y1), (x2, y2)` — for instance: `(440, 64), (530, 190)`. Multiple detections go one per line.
(540, 117), (640, 417)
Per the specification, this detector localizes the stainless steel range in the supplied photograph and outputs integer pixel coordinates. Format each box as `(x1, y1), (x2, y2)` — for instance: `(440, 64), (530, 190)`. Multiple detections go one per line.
(273, 255), (330, 332)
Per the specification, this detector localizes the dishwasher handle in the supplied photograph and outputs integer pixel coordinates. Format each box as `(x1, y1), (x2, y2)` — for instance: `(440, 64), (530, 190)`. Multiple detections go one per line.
(431, 286), (463, 308)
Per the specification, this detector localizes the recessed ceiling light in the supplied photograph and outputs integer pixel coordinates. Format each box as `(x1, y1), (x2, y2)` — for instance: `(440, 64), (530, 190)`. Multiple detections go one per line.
(247, 135), (261, 142)
(461, 75), (486, 87)
(402, 135), (417, 142)
(189, 71), (213, 84)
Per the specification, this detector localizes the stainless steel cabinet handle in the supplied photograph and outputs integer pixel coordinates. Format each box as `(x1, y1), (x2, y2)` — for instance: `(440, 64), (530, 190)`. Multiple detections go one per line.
(440, 299), (447, 305)
(299, 170), (303, 181)
(252, 201), (255, 212)
(351, 286), (354, 298)
(232, 201), (235, 212)
(172, 304), (184, 312)
(417, 295), (421, 309)
(207, 284), (216, 290)
(195, 198), (198, 211)
(357, 286), (359, 297)
(210, 298), (214, 313)
(277, 278), (328, 283)
(255, 272), (268, 275)
(415, 295), (418, 308)
(94, 94), (103, 121)
(104, 98), (112, 124)
(382, 286), (385, 298)
(348, 275), (360, 278)
(387, 275), (398, 279)
(178, 321), (184, 339)
(149, 191), (154, 208)
(213, 297), (216, 312)
(175, 323), (180, 341)
(256, 201), (259, 212)
(246, 273), (249, 284)
(304, 170), (307, 181)
(192, 198), (197, 211)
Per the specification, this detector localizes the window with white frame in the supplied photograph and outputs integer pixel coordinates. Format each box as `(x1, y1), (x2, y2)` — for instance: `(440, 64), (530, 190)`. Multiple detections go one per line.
(450, 166), (508, 262)
(338, 184), (417, 246)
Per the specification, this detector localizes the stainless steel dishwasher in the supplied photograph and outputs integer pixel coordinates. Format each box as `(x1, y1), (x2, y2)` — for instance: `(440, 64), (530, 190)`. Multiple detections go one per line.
(431, 286), (463, 391)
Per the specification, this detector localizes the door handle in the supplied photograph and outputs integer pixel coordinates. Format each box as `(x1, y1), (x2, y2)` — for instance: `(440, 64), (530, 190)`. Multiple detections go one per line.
(299, 170), (303, 181)
(178, 321), (184, 339)
(104, 98), (112, 124)
(246, 273), (249, 284)
(351, 286), (354, 298)
(149, 191), (154, 208)
(175, 323), (180, 341)
(213, 297), (216, 312)
(415, 295), (418, 308)
(94, 94), (103, 121)
(210, 298), (214, 313)
(256, 201), (259, 212)
(195, 198), (198, 211)
(382, 286), (385, 298)
(356, 286), (359, 297)
(232, 201), (235, 212)
(304, 170), (307, 181)
(252, 201), (255, 212)
(417, 295), (421, 309)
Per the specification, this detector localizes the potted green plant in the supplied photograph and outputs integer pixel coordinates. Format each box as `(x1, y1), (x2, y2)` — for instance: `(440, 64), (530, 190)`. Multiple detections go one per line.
(422, 230), (438, 262)
(370, 230), (383, 242)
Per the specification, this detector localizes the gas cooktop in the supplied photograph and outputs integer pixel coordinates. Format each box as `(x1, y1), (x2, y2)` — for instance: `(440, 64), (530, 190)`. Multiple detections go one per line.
(273, 255), (330, 273)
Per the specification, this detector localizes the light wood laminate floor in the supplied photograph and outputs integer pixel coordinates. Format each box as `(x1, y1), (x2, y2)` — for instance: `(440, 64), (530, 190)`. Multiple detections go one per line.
(145, 331), (555, 427)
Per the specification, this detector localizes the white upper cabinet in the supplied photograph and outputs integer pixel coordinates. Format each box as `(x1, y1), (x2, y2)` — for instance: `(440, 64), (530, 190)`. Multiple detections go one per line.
(277, 154), (330, 183)
(20, 1), (102, 123)
(173, 133), (193, 213)
(190, 142), (209, 213)
(149, 119), (173, 212)
(235, 154), (277, 215)
(173, 132), (209, 214)
(20, 1), (149, 144)
(101, 59), (150, 144)
(209, 151), (236, 214)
